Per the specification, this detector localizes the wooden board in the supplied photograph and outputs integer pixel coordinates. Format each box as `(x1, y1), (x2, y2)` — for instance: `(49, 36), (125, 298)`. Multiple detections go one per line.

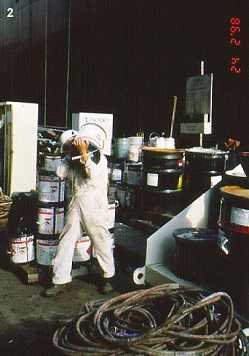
(220, 185), (249, 200)
(11, 262), (39, 284)
(143, 146), (185, 153)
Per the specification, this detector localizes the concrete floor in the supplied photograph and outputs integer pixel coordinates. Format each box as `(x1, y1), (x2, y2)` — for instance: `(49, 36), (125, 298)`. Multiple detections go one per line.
(0, 226), (145, 356)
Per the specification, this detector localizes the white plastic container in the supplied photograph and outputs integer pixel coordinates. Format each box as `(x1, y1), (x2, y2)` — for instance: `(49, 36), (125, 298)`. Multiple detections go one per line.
(73, 235), (91, 262)
(10, 234), (35, 264)
(115, 138), (129, 159)
(128, 136), (143, 162)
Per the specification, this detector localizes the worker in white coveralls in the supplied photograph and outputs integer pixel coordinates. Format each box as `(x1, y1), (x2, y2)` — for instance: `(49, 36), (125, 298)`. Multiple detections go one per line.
(44, 128), (115, 296)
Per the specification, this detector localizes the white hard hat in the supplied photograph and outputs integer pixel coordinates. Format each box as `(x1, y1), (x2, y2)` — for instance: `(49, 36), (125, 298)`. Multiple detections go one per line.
(60, 129), (78, 145)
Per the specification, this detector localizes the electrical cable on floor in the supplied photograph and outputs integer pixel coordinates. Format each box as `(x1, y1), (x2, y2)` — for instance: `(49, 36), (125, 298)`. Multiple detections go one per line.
(52, 284), (248, 355)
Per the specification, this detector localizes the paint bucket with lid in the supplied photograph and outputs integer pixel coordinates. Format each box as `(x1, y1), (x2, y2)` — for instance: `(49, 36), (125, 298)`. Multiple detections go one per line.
(173, 228), (218, 284)
(219, 185), (249, 236)
(37, 204), (64, 235)
(108, 200), (118, 230)
(38, 171), (65, 204)
(44, 155), (62, 173)
(9, 233), (35, 264)
(143, 148), (184, 193)
(128, 136), (143, 162)
(73, 235), (91, 262)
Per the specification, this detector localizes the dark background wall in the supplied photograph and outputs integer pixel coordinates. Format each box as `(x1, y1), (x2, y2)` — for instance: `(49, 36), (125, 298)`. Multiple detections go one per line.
(0, 0), (248, 147)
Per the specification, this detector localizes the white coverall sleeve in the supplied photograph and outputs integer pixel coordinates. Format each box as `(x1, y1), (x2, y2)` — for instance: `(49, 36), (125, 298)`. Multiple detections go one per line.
(83, 155), (108, 188)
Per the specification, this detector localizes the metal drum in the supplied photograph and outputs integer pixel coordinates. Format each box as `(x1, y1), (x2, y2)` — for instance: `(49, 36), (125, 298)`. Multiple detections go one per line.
(38, 171), (65, 204)
(219, 185), (249, 236)
(184, 147), (228, 195)
(143, 147), (184, 193)
(173, 228), (218, 284)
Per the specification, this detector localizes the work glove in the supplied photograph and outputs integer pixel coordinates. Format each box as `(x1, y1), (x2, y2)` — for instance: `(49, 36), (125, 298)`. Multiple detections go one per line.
(73, 137), (89, 163)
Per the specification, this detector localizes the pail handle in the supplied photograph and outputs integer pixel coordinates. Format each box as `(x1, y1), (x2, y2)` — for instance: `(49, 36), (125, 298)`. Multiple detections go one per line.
(149, 131), (160, 140)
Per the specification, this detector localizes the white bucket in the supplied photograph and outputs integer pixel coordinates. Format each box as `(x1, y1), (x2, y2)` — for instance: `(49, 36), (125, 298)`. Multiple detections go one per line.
(36, 238), (59, 266)
(38, 173), (65, 203)
(44, 155), (62, 172)
(73, 235), (91, 262)
(128, 136), (143, 162)
(115, 138), (129, 159)
(108, 201), (118, 230)
(78, 123), (107, 150)
(10, 234), (35, 264)
(38, 206), (64, 235)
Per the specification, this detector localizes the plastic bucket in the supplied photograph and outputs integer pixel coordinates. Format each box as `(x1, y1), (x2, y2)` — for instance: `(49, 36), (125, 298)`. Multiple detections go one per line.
(108, 201), (118, 230)
(73, 235), (91, 262)
(10, 234), (35, 264)
(115, 138), (129, 159)
(37, 205), (64, 235)
(38, 172), (65, 203)
(128, 136), (143, 162)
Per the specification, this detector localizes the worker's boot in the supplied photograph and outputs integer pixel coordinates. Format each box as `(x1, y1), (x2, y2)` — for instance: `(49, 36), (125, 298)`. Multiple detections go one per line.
(99, 277), (115, 295)
(44, 283), (69, 297)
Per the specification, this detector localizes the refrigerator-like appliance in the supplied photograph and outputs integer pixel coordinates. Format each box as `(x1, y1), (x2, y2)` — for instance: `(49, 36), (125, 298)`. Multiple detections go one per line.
(0, 102), (38, 196)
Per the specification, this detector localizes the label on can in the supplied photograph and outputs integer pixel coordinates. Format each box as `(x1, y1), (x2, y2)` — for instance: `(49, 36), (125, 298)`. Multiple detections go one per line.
(230, 207), (249, 227)
(111, 168), (122, 182)
(39, 176), (65, 203)
(147, 173), (158, 187)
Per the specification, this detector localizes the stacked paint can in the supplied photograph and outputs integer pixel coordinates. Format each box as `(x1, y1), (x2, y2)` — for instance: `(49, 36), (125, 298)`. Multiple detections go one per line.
(141, 147), (184, 211)
(8, 192), (38, 265)
(36, 153), (66, 267)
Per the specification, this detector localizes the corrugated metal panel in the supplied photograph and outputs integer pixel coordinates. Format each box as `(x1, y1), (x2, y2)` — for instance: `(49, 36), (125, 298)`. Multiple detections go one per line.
(0, 0), (247, 139)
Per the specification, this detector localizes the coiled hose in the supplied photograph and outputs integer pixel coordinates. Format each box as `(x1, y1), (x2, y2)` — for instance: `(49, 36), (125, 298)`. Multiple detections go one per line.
(53, 284), (248, 355)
